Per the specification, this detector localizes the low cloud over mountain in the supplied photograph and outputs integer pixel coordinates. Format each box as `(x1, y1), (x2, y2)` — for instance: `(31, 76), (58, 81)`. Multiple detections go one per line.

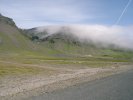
(35, 25), (133, 49)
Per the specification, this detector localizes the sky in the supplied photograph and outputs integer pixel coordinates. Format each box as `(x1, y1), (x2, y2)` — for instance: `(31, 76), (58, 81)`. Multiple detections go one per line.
(0, 0), (133, 28)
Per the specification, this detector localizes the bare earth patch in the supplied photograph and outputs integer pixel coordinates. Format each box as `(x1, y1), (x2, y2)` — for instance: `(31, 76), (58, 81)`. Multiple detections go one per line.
(0, 62), (133, 100)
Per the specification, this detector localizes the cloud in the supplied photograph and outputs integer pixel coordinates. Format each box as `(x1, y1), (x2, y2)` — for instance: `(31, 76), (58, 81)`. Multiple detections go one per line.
(0, 0), (132, 28)
(0, 0), (100, 28)
(36, 24), (133, 49)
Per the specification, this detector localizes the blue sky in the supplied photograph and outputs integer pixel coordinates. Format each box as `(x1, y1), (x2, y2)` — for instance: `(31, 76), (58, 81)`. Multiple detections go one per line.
(0, 0), (132, 28)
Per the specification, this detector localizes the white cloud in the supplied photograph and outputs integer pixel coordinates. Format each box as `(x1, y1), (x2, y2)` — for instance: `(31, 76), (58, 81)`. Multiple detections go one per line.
(36, 24), (133, 49)
(0, 0), (98, 28)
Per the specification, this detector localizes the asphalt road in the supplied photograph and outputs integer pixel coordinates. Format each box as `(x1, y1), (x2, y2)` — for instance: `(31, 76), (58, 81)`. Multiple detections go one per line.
(26, 69), (133, 100)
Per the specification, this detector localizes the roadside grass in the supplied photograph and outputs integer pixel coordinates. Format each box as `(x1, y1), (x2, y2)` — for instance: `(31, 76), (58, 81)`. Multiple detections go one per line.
(0, 47), (133, 77)
(0, 62), (56, 77)
(0, 51), (132, 67)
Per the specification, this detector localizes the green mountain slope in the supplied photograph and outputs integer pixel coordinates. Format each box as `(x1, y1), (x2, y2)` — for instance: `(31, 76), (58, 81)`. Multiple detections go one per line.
(0, 14), (59, 57)
(24, 26), (133, 59)
(0, 14), (35, 52)
(0, 14), (133, 79)
(0, 14), (133, 60)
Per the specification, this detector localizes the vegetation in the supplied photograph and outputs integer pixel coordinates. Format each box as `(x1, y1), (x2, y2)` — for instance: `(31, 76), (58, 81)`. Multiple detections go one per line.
(0, 14), (133, 77)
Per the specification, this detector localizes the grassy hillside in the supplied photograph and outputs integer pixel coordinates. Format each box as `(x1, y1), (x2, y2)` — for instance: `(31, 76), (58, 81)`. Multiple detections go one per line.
(0, 15), (63, 57)
(0, 23), (34, 51)
(24, 27), (133, 59)
(0, 14), (133, 77)
(0, 14), (133, 63)
(1, 14), (133, 60)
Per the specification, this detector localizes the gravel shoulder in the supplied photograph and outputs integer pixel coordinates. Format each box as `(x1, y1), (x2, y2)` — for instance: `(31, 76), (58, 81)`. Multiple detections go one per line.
(0, 62), (133, 100)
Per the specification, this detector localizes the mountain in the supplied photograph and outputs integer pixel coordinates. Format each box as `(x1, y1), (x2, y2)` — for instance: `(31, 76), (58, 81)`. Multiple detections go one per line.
(24, 26), (133, 58)
(0, 14), (133, 59)
(0, 14), (73, 57)
(23, 26), (125, 49)
(0, 14), (36, 52)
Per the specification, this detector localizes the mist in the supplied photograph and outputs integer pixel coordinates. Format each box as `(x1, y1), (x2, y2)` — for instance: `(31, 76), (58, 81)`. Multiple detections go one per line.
(36, 24), (133, 50)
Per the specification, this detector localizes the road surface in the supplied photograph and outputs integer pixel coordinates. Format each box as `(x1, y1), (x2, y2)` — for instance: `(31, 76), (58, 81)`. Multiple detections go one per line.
(26, 69), (133, 100)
